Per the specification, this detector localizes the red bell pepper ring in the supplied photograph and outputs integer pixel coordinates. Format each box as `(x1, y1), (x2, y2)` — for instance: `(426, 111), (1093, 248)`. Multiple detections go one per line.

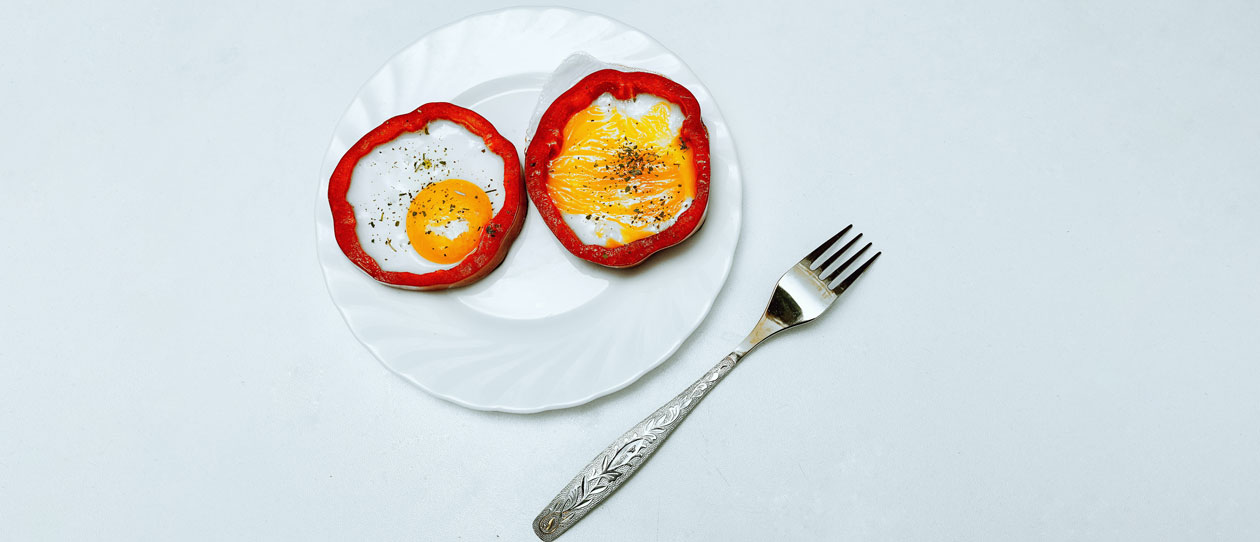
(328, 102), (525, 290)
(525, 69), (711, 268)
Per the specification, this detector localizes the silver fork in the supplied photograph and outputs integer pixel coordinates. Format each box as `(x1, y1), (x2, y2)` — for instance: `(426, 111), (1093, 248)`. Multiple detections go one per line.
(532, 225), (881, 541)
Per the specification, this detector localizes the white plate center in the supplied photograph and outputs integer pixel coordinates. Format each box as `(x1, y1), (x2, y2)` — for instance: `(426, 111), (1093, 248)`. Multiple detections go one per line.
(451, 74), (611, 320)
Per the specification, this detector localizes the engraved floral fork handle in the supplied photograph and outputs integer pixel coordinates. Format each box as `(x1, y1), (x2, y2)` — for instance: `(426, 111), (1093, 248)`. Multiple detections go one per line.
(533, 226), (881, 540)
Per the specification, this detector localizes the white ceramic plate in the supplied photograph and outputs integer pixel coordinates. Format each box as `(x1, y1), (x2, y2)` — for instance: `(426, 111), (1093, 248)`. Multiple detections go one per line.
(315, 7), (742, 413)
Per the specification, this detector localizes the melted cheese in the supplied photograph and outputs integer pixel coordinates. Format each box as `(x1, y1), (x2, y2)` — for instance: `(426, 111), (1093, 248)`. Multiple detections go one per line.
(546, 93), (696, 247)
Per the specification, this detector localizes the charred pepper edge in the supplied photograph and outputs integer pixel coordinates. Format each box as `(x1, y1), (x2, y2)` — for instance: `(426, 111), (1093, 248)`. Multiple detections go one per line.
(329, 102), (526, 290)
(524, 69), (711, 268)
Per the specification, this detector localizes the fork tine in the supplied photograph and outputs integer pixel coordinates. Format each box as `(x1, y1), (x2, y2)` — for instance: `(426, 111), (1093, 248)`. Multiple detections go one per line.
(802, 225), (852, 268)
(824, 242), (872, 282)
(831, 251), (881, 294)
(815, 233), (863, 274)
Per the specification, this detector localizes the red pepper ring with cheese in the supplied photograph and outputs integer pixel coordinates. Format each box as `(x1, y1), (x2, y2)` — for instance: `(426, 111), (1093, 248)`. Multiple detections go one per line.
(328, 102), (526, 290)
(525, 70), (711, 268)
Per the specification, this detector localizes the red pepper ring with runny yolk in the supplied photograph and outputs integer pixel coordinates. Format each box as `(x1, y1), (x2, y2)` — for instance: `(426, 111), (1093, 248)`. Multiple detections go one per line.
(328, 102), (525, 290)
(525, 69), (711, 268)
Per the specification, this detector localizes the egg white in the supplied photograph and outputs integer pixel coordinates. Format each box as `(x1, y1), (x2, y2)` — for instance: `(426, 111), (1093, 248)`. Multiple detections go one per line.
(347, 119), (505, 273)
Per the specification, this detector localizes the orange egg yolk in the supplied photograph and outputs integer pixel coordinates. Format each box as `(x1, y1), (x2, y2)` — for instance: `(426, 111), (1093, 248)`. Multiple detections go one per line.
(405, 179), (493, 264)
(546, 98), (696, 247)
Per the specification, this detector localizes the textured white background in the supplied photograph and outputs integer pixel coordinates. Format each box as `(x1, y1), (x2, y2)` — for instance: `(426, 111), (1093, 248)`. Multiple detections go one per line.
(2, 1), (1258, 540)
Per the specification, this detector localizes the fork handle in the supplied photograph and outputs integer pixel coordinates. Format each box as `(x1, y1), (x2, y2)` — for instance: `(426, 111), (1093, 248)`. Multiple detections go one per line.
(532, 352), (742, 541)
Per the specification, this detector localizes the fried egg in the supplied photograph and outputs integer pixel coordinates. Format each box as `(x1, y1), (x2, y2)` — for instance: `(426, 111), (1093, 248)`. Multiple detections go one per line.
(346, 120), (505, 272)
(546, 93), (696, 247)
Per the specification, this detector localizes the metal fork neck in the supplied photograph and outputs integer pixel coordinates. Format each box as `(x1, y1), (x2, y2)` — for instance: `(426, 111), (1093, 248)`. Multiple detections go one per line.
(733, 317), (787, 358)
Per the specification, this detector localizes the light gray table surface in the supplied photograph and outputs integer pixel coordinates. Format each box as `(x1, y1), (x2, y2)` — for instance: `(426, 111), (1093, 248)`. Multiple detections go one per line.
(2, 1), (1257, 540)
